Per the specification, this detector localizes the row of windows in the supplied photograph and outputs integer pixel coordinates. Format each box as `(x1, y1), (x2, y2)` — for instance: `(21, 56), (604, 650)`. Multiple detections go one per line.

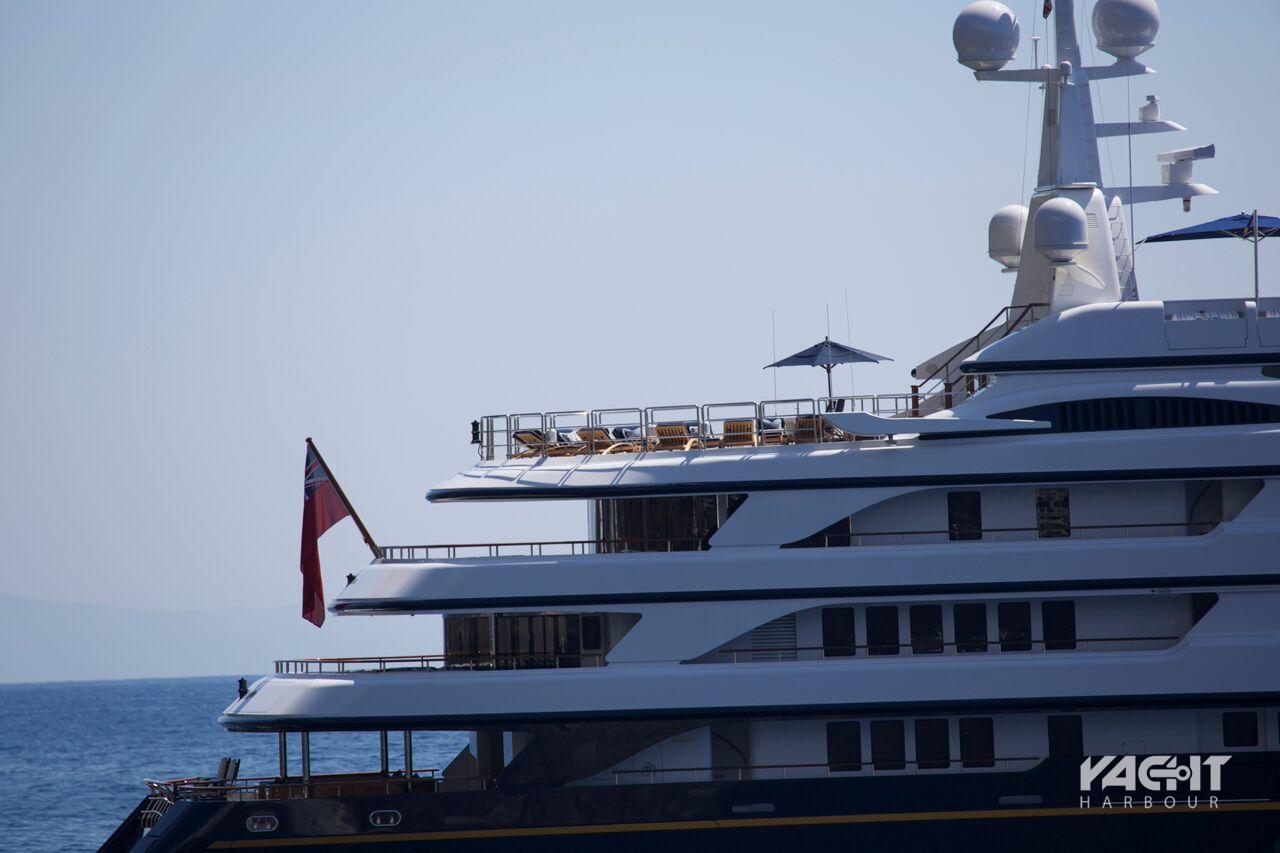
(823, 715), (1083, 772)
(444, 613), (606, 668)
(991, 396), (1280, 434)
(594, 494), (746, 552)
(819, 600), (1076, 656)
(825, 712), (1266, 774)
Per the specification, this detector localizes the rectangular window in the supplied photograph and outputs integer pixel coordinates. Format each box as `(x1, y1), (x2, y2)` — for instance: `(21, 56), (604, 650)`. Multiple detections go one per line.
(909, 605), (943, 654)
(959, 718), (995, 768)
(914, 719), (950, 769)
(948, 491), (983, 541)
(998, 602), (1032, 652)
(1223, 711), (1259, 748)
(954, 603), (988, 653)
(1048, 715), (1084, 759)
(580, 615), (604, 653)
(826, 721), (862, 771)
(1035, 488), (1072, 538)
(822, 607), (857, 657)
(1041, 600), (1077, 651)
(866, 606), (900, 656)
(870, 720), (906, 771)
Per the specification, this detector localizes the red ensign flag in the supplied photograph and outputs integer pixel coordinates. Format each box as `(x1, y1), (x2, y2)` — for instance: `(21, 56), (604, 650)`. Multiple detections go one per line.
(1043, 0), (1052, 18)
(299, 442), (350, 627)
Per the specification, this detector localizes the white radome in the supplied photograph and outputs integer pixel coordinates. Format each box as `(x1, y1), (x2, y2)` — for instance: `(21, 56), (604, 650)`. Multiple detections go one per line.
(952, 1), (1020, 72)
(988, 204), (1028, 270)
(1091, 0), (1160, 58)
(1033, 197), (1089, 263)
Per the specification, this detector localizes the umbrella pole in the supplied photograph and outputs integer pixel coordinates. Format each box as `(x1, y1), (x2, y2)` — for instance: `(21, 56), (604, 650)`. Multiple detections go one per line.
(1254, 209), (1261, 301)
(825, 365), (833, 400)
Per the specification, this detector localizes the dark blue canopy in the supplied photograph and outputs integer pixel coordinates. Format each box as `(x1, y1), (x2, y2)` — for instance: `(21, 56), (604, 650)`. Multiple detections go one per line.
(1141, 212), (1280, 244)
(765, 337), (891, 369)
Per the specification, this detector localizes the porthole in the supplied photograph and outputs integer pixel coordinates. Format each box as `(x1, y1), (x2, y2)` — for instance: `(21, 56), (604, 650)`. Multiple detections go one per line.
(246, 814), (279, 833)
(370, 809), (402, 828)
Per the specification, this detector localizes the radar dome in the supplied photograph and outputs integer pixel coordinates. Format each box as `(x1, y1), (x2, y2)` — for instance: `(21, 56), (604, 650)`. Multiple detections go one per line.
(953, 1), (1020, 71)
(1033, 198), (1088, 263)
(1091, 0), (1159, 58)
(988, 204), (1028, 270)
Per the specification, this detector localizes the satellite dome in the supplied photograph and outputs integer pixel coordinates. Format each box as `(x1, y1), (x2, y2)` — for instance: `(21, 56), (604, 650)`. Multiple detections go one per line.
(1033, 198), (1089, 263)
(1091, 0), (1159, 58)
(988, 204), (1028, 270)
(953, 1), (1020, 71)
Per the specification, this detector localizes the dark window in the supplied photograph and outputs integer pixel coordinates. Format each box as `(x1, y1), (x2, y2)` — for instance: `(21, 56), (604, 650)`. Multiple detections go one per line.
(870, 720), (906, 771)
(909, 605), (943, 654)
(595, 494), (745, 552)
(998, 602), (1032, 652)
(444, 615), (492, 667)
(959, 718), (995, 768)
(822, 607), (857, 657)
(1048, 715), (1084, 759)
(1041, 600), (1076, 651)
(914, 719), (950, 769)
(1035, 488), (1071, 539)
(991, 397), (1280, 434)
(1223, 712), (1259, 748)
(784, 515), (853, 549)
(866, 606), (900, 656)
(826, 721), (862, 771)
(494, 614), (583, 669)
(954, 603), (988, 653)
(580, 615), (603, 652)
(1191, 593), (1219, 625)
(948, 491), (983, 541)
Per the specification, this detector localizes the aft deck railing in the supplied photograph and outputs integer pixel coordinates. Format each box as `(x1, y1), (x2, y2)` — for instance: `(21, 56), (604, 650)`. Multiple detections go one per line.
(274, 651), (606, 674)
(712, 635), (1183, 663)
(377, 537), (707, 561)
(145, 770), (444, 803)
(471, 303), (1049, 460)
(795, 520), (1218, 548)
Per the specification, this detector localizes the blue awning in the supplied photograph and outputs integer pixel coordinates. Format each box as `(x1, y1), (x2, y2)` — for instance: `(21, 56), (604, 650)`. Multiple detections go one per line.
(1140, 212), (1280, 244)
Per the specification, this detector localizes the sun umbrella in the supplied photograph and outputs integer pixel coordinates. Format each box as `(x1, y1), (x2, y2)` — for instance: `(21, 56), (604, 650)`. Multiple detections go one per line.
(1140, 210), (1280, 300)
(764, 336), (892, 398)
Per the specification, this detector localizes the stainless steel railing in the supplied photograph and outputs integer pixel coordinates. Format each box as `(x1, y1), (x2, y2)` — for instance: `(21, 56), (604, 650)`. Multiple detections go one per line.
(611, 756), (1043, 784)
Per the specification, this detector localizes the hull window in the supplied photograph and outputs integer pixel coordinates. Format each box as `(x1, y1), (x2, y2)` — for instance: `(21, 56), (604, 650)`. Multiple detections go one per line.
(914, 719), (950, 769)
(947, 491), (982, 541)
(870, 720), (906, 771)
(959, 718), (995, 768)
(1042, 600), (1077, 651)
(825, 721), (862, 772)
(909, 605), (944, 655)
(1048, 715), (1084, 759)
(1222, 711), (1258, 748)
(997, 602), (1032, 652)
(866, 606), (900, 656)
(954, 603), (989, 653)
(821, 607), (856, 658)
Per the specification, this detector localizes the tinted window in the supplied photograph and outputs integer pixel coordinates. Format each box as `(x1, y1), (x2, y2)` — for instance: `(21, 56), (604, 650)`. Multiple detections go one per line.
(822, 607), (856, 658)
(1035, 488), (1071, 539)
(948, 491), (983, 541)
(998, 602), (1032, 652)
(580, 615), (603, 652)
(870, 720), (906, 771)
(959, 718), (995, 768)
(991, 397), (1280, 434)
(909, 605), (943, 654)
(1048, 715), (1083, 759)
(826, 721), (862, 771)
(1042, 600), (1076, 651)
(915, 719), (950, 769)
(954, 603), (988, 653)
(783, 516), (852, 549)
(1223, 712), (1258, 748)
(595, 494), (746, 552)
(866, 606), (900, 656)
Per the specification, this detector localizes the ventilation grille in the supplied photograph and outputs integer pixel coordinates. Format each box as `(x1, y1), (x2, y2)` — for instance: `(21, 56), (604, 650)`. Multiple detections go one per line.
(749, 615), (797, 661)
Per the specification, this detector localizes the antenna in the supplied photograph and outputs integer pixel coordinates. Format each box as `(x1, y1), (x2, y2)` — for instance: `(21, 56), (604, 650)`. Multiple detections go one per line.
(843, 290), (855, 398)
(770, 310), (778, 399)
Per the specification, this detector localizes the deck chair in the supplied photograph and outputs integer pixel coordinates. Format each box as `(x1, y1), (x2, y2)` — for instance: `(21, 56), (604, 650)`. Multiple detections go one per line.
(652, 423), (700, 451)
(794, 415), (845, 444)
(576, 427), (640, 454)
(512, 429), (583, 458)
(720, 419), (758, 448)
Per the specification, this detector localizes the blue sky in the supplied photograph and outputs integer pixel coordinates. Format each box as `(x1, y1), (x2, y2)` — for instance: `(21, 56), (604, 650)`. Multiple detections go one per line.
(2, 1), (1277, 680)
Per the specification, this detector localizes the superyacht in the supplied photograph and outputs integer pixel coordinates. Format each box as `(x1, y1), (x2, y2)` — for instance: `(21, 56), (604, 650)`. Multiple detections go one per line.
(102, 1), (1280, 850)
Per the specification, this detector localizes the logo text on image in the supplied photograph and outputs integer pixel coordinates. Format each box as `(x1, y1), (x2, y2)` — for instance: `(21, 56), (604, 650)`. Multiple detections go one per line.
(1078, 755), (1230, 810)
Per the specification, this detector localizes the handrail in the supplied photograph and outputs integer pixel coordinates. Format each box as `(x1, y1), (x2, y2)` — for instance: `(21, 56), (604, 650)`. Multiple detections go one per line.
(713, 635), (1182, 662)
(274, 651), (607, 674)
(917, 302), (1049, 390)
(378, 537), (708, 561)
(146, 769), (444, 803)
(612, 756), (1042, 784)
(800, 520), (1216, 547)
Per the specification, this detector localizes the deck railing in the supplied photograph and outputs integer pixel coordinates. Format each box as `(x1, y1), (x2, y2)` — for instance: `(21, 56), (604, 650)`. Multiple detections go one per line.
(145, 770), (443, 803)
(611, 756), (1042, 784)
(377, 537), (707, 562)
(274, 651), (606, 674)
(712, 635), (1183, 663)
(794, 520), (1218, 548)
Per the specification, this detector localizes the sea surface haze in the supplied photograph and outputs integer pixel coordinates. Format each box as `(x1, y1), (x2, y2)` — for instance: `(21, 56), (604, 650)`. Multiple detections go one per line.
(0, 676), (467, 852)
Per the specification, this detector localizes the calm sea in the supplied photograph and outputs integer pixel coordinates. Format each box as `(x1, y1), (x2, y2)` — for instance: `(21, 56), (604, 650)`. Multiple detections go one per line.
(0, 677), (468, 852)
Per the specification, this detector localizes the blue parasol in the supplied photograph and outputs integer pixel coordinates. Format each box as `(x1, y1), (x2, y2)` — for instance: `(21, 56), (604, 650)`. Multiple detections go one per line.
(1140, 210), (1279, 299)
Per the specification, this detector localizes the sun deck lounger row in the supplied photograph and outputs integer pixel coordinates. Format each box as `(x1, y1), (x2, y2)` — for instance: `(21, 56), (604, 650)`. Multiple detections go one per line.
(510, 417), (849, 458)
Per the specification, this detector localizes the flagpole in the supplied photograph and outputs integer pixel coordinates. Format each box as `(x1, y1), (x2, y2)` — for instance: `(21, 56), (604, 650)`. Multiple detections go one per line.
(306, 437), (381, 559)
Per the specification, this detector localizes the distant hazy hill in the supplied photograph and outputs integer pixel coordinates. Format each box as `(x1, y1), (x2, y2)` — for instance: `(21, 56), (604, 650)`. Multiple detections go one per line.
(0, 595), (441, 684)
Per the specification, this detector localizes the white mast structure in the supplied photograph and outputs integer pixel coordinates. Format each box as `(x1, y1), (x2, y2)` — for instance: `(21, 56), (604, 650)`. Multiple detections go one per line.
(951, 0), (1218, 321)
